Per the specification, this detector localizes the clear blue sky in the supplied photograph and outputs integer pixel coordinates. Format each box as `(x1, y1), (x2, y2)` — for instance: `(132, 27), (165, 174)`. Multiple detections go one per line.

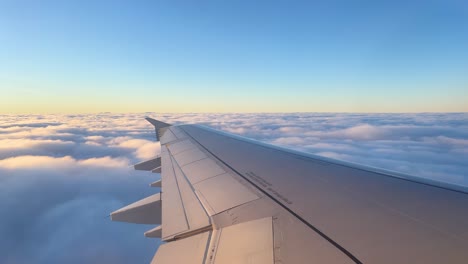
(1, 0), (467, 113)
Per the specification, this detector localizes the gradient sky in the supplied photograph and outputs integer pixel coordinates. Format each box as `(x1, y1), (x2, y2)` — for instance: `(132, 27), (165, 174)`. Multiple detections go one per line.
(1, 0), (467, 113)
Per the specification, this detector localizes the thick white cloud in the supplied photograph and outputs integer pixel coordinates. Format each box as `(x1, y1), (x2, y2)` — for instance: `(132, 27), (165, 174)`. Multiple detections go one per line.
(0, 114), (160, 264)
(0, 112), (467, 264)
(158, 112), (468, 186)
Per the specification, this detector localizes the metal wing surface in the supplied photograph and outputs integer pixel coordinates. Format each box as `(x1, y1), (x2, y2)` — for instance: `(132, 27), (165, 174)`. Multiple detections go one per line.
(111, 118), (468, 264)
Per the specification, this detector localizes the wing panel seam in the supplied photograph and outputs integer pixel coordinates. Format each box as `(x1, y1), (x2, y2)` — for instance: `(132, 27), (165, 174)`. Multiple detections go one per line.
(182, 127), (363, 264)
(169, 148), (212, 222)
(168, 154), (191, 230)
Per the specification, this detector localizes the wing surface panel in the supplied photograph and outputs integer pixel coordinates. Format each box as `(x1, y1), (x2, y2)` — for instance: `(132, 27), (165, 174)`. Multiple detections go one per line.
(171, 155), (211, 230)
(151, 231), (211, 264)
(193, 172), (260, 214)
(168, 139), (197, 154)
(173, 148), (208, 166)
(160, 146), (189, 239)
(211, 217), (273, 264)
(181, 158), (227, 185)
(181, 124), (468, 264)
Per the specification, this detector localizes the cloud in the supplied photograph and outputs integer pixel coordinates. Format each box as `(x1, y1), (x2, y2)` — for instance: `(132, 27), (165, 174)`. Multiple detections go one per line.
(173, 112), (468, 186)
(272, 136), (312, 145)
(0, 112), (467, 264)
(328, 124), (385, 140)
(0, 114), (160, 264)
(0, 155), (78, 169)
(109, 137), (161, 160)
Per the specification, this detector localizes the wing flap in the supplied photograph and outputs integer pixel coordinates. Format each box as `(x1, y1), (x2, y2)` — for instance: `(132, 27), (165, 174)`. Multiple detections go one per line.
(210, 217), (273, 264)
(151, 231), (211, 264)
(150, 218), (275, 264)
(160, 147), (189, 239)
(172, 155), (211, 230)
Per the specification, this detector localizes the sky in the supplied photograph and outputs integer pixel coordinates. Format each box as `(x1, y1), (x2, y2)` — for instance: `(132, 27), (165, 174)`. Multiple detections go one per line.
(1, 0), (468, 113)
(0, 113), (467, 263)
(0, 1), (467, 263)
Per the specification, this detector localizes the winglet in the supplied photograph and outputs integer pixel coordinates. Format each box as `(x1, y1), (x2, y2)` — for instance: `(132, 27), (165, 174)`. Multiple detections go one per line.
(145, 117), (171, 141)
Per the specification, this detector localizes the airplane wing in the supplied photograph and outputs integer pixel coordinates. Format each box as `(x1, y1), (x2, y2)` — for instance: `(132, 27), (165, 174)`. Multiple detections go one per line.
(111, 117), (468, 264)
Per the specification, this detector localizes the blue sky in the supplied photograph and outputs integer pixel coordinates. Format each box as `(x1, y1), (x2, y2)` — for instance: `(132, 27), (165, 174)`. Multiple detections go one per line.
(1, 0), (467, 113)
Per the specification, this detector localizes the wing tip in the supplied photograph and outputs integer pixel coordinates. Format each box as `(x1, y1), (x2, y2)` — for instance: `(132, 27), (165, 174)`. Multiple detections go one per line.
(145, 117), (171, 141)
(145, 117), (171, 127)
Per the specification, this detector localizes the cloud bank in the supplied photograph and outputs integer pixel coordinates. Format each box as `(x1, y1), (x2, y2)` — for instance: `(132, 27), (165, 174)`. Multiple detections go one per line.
(0, 113), (467, 263)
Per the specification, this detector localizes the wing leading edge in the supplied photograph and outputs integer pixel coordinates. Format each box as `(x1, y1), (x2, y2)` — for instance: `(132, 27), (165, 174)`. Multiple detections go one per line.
(111, 118), (468, 264)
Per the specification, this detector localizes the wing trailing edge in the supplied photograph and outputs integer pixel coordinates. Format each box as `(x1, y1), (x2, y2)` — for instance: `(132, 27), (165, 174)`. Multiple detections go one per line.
(145, 225), (162, 238)
(110, 193), (162, 224)
(134, 157), (161, 171)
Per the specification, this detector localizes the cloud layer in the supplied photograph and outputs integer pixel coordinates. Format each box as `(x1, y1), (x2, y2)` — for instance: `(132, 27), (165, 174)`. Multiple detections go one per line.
(0, 113), (467, 263)
(160, 113), (468, 185)
(0, 114), (160, 264)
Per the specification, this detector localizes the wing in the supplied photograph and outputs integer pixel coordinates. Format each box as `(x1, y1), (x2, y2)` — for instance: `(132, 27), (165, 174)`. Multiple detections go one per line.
(111, 118), (468, 264)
